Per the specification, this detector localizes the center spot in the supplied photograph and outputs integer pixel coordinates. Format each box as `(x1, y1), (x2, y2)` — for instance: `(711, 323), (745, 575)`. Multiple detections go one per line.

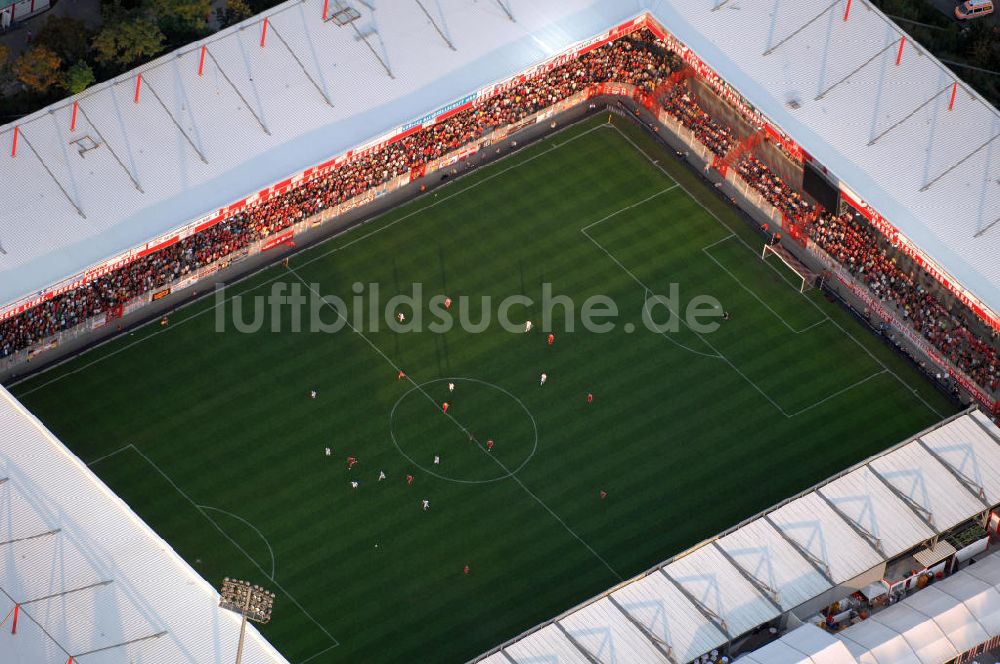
(389, 378), (538, 484)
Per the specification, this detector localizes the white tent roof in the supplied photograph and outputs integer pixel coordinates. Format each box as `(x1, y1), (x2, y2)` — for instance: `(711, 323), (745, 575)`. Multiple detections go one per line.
(767, 492), (883, 584)
(918, 410), (1000, 505)
(559, 597), (671, 663)
(611, 571), (727, 664)
(819, 466), (935, 559)
(904, 586), (988, 654)
(664, 544), (781, 638)
(476, 410), (1000, 664)
(716, 518), (832, 611)
(868, 442), (987, 534)
(647, 0), (1000, 322)
(740, 624), (855, 664)
(503, 623), (593, 664)
(935, 565), (1000, 636)
(0, 387), (286, 664)
(868, 603), (956, 664)
(754, 552), (1000, 664)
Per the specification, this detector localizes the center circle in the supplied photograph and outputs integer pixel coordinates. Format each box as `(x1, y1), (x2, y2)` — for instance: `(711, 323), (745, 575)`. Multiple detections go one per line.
(389, 377), (538, 484)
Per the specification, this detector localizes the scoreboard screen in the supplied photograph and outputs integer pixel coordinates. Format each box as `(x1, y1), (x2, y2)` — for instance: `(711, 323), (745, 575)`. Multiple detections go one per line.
(803, 162), (839, 212)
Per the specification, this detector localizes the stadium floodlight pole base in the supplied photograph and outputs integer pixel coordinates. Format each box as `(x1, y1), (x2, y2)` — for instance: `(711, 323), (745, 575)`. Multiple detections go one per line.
(235, 613), (248, 664)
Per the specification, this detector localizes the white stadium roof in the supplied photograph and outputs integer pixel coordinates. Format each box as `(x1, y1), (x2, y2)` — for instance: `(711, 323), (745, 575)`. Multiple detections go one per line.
(0, 0), (645, 310)
(1, 0), (1000, 326)
(475, 409), (1000, 663)
(739, 624), (855, 664)
(0, 386), (286, 664)
(648, 0), (1000, 320)
(758, 550), (1000, 664)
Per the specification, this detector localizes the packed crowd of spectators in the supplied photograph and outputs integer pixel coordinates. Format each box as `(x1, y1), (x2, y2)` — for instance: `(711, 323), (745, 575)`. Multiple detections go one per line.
(3, 27), (998, 401)
(736, 154), (814, 221)
(660, 86), (735, 157)
(0, 29), (680, 359)
(656, 81), (1000, 395)
(808, 212), (999, 392)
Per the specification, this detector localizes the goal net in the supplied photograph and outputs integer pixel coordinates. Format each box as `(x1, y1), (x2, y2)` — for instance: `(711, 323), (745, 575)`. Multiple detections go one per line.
(761, 243), (817, 293)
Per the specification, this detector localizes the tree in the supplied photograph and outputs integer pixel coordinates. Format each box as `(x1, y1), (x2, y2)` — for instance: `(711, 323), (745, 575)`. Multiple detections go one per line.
(216, 0), (252, 28)
(0, 44), (9, 71)
(65, 61), (97, 94)
(149, 0), (211, 32)
(12, 46), (63, 93)
(36, 16), (91, 63)
(92, 17), (165, 66)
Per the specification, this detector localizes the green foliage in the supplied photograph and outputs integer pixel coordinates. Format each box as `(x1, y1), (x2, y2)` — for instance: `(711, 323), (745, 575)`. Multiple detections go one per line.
(215, 0), (252, 28)
(36, 16), (92, 63)
(92, 16), (166, 66)
(12, 46), (64, 93)
(65, 61), (97, 94)
(148, 0), (212, 33)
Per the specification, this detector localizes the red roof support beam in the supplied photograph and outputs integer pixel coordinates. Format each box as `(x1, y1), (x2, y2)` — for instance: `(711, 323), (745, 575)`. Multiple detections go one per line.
(896, 37), (905, 66)
(198, 45), (206, 76)
(70, 101), (78, 131)
(11, 603), (18, 634)
(948, 82), (957, 111)
(134, 74), (142, 104)
(261, 17), (268, 47)
(10, 126), (17, 158)
(322, 0), (329, 20)
(843, 0), (851, 20)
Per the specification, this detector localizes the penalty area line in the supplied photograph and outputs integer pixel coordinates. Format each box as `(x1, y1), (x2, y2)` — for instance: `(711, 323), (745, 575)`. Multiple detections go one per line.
(112, 443), (341, 649)
(605, 123), (945, 420)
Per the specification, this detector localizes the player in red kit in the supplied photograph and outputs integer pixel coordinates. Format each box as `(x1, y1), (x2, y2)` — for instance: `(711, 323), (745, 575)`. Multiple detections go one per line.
(406, 474), (414, 486)
(397, 370), (406, 381)
(587, 393), (593, 404)
(600, 490), (608, 500)
(463, 564), (471, 575)
(486, 439), (494, 452)
(442, 402), (449, 413)
(347, 456), (358, 469)
(444, 297), (453, 310)
(547, 333), (554, 345)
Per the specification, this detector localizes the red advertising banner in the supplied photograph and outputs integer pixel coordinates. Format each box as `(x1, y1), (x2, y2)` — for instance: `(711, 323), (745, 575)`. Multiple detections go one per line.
(261, 231), (294, 252)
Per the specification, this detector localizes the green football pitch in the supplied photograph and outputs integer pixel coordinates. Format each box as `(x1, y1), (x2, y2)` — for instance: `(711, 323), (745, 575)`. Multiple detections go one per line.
(11, 116), (957, 663)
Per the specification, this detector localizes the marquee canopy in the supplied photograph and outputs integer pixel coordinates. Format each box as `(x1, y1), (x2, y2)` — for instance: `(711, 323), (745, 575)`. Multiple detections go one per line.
(473, 410), (1000, 663)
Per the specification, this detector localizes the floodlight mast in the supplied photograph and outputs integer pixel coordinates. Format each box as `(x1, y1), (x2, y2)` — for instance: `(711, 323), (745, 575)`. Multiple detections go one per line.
(218, 577), (275, 664)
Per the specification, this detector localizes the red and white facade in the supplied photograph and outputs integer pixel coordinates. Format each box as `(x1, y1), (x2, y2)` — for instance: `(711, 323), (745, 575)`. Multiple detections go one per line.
(0, 0), (49, 30)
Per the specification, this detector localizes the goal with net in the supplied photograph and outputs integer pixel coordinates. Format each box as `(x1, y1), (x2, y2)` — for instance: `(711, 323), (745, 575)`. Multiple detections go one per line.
(761, 242), (817, 293)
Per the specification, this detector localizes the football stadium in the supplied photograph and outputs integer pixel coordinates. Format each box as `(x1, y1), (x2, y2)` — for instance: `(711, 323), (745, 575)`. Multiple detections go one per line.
(1, 0), (1000, 663)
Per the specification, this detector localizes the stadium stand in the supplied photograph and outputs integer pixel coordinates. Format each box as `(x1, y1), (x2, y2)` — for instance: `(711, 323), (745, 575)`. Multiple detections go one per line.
(743, 550), (1000, 663)
(0, 26), (681, 362)
(472, 408), (1000, 663)
(0, 1), (997, 661)
(0, 1), (998, 416)
(0, 386), (286, 664)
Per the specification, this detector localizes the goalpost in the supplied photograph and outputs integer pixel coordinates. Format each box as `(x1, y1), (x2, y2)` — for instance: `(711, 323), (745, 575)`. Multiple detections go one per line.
(761, 243), (817, 293)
